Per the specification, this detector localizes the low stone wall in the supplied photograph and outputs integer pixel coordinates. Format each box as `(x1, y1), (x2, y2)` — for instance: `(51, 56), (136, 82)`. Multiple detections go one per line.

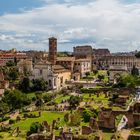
(81, 126), (93, 135)
(128, 134), (140, 140)
(26, 134), (52, 140)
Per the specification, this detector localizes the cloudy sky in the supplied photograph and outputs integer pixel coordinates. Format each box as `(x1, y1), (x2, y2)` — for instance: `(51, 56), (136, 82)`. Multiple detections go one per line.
(0, 0), (140, 52)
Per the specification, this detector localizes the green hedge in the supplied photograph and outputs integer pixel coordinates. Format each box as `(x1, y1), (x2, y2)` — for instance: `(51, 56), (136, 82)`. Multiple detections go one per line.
(81, 87), (112, 93)
(81, 88), (96, 93)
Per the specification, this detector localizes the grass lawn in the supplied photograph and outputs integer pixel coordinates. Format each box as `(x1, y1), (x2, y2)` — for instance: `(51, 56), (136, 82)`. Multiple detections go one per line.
(26, 92), (36, 99)
(115, 115), (123, 126)
(80, 70), (109, 82)
(81, 93), (110, 110)
(103, 76), (109, 83)
(82, 94), (110, 104)
(54, 95), (70, 104)
(112, 106), (122, 111)
(0, 132), (25, 140)
(103, 132), (114, 140)
(80, 121), (89, 126)
(0, 111), (66, 140)
(12, 112), (65, 130)
(98, 70), (107, 75)
(96, 70), (109, 82)
(27, 92), (51, 99)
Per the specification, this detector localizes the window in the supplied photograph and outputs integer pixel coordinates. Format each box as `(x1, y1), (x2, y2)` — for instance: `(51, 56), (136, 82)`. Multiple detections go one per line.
(40, 69), (43, 75)
(54, 78), (56, 86)
(60, 77), (63, 84)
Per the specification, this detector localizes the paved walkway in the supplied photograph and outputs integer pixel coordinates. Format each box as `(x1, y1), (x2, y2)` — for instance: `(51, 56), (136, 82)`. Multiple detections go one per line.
(117, 91), (140, 131)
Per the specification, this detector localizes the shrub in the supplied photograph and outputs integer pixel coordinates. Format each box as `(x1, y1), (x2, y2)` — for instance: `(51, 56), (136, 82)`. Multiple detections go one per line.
(23, 113), (38, 118)
(9, 119), (16, 124)
(47, 101), (56, 106)
(82, 109), (94, 122)
(93, 70), (98, 75)
(109, 93), (119, 103)
(134, 121), (140, 127)
(32, 79), (48, 91)
(64, 113), (69, 122)
(69, 113), (81, 126)
(3, 90), (31, 110)
(2, 116), (10, 122)
(23, 113), (28, 118)
(85, 72), (90, 77)
(81, 88), (96, 93)
(32, 97), (36, 102)
(43, 94), (54, 103)
(29, 122), (41, 134)
(68, 95), (82, 109)
(98, 75), (105, 81)
(0, 118), (2, 122)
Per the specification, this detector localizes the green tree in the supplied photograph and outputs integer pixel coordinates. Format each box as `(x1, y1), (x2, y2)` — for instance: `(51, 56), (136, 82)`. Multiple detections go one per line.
(135, 52), (140, 58)
(27, 122), (42, 136)
(113, 74), (140, 88)
(35, 92), (44, 110)
(43, 94), (54, 103)
(14, 57), (17, 66)
(19, 77), (31, 93)
(68, 95), (82, 109)
(8, 68), (19, 81)
(0, 67), (9, 80)
(0, 101), (9, 115)
(32, 79), (48, 91)
(131, 65), (139, 76)
(82, 109), (94, 122)
(98, 74), (105, 81)
(93, 70), (98, 75)
(6, 60), (15, 67)
(2, 90), (31, 110)
(69, 112), (81, 126)
(85, 72), (90, 77)
(109, 93), (119, 103)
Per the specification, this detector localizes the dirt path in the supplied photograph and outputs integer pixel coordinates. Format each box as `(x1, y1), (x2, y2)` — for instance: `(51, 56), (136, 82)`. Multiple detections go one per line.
(10, 111), (19, 119)
(79, 102), (85, 107)
(120, 129), (130, 140)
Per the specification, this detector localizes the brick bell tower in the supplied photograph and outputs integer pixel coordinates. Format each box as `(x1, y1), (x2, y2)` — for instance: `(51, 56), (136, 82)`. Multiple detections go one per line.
(48, 37), (57, 65)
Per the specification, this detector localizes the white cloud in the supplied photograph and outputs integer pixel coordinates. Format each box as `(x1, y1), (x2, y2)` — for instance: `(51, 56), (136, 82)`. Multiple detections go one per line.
(0, 0), (140, 52)
(0, 34), (15, 41)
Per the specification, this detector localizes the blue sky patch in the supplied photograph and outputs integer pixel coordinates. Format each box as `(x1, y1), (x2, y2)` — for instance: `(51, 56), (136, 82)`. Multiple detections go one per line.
(0, 0), (45, 15)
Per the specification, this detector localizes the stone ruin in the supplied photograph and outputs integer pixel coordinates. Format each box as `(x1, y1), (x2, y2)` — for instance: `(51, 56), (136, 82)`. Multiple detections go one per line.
(11, 127), (20, 137)
(128, 134), (140, 140)
(81, 126), (93, 135)
(41, 121), (50, 132)
(0, 123), (11, 132)
(26, 133), (53, 140)
(89, 118), (99, 130)
(133, 102), (140, 113)
(93, 102), (140, 130)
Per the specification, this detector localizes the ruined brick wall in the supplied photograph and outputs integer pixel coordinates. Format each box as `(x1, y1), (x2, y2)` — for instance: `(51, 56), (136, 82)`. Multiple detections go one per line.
(81, 126), (93, 135)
